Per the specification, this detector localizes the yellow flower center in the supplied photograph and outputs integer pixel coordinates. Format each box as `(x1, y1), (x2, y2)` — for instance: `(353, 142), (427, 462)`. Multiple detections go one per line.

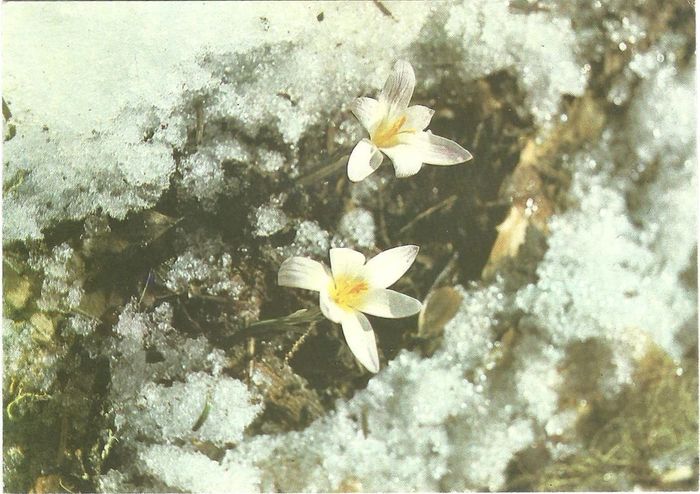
(329, 275), (369, 310)
(371, 115), (414, 148)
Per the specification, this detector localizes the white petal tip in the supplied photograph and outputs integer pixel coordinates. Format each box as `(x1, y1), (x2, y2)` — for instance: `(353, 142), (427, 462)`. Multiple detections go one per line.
(348, 140), (383, 182)
(278, 257), (328, 291)
(395, 166), (422, 178)
(416, 132), (474, 166)
(341, 313), (380, 373)
(438, 143), (472, 165)
(365, 245), (419, 288)
(349, 97), (381, 131)
(402, 299), (423, 316)
(406, 244), (419, 255)
(380, 60), (416, 115)
(358, 289), (422, 318)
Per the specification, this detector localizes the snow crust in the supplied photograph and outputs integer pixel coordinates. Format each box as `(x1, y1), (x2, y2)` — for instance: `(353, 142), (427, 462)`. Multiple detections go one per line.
(3, 0), (582, 242)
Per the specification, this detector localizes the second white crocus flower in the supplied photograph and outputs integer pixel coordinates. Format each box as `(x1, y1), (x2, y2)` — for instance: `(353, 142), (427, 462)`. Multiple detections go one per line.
(278, 245), (422, 373)
(347, 60), (473, 182)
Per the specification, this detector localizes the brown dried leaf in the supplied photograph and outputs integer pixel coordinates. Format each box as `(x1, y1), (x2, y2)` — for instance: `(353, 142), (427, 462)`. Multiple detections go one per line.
(29, 475), (69, 494)
(252, 357), (325, 430)
(3, 267), (34, 312)
(483, 92), (605, 279)
(418, 286), (463, 340)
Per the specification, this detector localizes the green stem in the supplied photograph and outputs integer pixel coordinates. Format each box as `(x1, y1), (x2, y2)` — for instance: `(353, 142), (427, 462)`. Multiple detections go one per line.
(248, 307), (324, 331)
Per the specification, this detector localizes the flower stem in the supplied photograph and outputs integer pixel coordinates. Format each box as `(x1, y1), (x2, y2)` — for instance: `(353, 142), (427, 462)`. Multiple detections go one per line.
(246, 307), (324, 333)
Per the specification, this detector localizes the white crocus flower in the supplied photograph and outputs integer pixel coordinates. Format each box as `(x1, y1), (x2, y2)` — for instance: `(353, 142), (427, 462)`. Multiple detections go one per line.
(278, 245), (422, 373)
(347, 60), (473, 182)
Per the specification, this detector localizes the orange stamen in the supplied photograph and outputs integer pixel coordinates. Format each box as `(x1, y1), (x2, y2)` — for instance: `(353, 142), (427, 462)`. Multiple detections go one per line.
(329, 276), (369, 310)
(371, 115), (414, 148)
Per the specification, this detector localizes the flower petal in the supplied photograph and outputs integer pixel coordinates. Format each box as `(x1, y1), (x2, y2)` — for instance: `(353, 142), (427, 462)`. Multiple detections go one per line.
(356, 289), (422, 318)
(348, 138), (384, 182)
(341, 311), (380, 373)
(379, 60), (415, 117)
(364, 245), (419, 288)
(278, 257), (330, 292)
(349, 97), (382, 132)
(382, 145), (423, 178)
(413, 131), (473, 165)
(403, 105), (434, 131)
(320, 289), (346, 323)
(330, 247), (366, 279)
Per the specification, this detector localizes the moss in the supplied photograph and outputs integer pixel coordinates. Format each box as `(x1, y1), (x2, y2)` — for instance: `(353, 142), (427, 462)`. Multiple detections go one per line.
(509, 343), (698, 491)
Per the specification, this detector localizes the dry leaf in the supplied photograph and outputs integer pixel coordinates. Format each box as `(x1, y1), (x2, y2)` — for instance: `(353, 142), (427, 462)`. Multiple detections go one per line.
(483, 92), (606, 279)
(418, 286), (463, 340)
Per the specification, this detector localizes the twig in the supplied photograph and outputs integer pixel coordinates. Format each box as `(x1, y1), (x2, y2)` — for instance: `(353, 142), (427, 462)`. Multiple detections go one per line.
(179, 300), (203, 333)
(57, 415), (68, 464)
(195, 102), (204, 146)
(426, 251), (459, 296)
(373, 0), (397, 21)
(188, 292), (234, 304)
(399, 194), (457, 235)
(2, 98), (12, 120)
(285, 322), (316, 365)
(58, 479), (76, 494)
(2, 256), (24, 274)
(376, 192), (392, 247)
(137, 270), (153, 308)
(297, 154), (349, 187)
(191, 393), (212, 431)
(6, 388), (50, 420)
(480, 198), (511, 209)
(246, 337), (256, 385)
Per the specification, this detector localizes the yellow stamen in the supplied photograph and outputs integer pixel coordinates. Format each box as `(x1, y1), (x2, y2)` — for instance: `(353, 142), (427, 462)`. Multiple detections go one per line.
(329, 275), (369, 310)
(371, 115), (414, 148)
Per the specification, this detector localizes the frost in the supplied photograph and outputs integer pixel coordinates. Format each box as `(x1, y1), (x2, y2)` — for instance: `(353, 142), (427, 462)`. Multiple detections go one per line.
(29, 243), (84, 311)
(139, 444), (260, 493)
(544, 409), (579, 439)
(516, 62), (696, 363)
(3, 121), (177, 242)
(106, 301), (264, 492)
(256, 148), (287, 174)
(281, 220), (331, 258)
(350, 174), (389, 206)
(3, 319), (62, 394)
(95, 470), (131, 494)
(108, 301), (247, 428)
(163, 235), (243, 298)
(512, 336), (564, 424)
(336, 208), (376, 249)
(178, 137), (253, 207)
(64, 314), (99, 338)
(179, 154), (226, 207)
(253, 203), (289, 238)
(444, 0), (586, 125)
(133, 372), (262, 446)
